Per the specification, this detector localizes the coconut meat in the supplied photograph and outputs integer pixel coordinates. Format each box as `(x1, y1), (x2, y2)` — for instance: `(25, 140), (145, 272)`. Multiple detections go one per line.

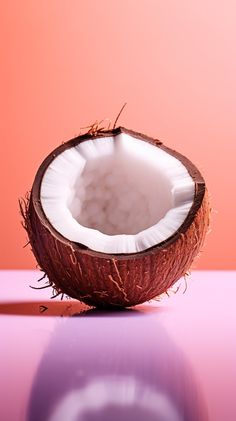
(40, 132), (195, 253)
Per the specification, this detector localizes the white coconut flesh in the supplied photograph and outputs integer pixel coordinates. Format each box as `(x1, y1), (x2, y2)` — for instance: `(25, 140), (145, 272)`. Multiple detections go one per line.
(40, 132), (195, 254)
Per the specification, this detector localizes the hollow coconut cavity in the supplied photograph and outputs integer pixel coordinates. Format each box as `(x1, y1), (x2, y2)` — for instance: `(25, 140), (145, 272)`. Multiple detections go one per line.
(22, 127), (210, 307)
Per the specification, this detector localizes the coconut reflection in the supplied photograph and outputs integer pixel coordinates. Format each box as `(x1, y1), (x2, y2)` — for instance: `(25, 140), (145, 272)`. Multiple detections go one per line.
(27, 309), (208, 421)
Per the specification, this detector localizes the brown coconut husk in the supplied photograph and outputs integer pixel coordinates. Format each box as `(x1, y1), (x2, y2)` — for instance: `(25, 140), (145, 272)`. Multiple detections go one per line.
(20, 127), (210, 307)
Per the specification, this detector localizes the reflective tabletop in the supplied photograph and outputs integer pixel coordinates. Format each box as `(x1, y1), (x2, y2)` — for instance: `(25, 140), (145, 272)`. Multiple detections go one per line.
(0, 270), (235, 420)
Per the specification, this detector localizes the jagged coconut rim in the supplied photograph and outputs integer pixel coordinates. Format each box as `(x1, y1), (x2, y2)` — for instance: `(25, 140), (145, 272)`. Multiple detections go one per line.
(31, 127), (205, 257)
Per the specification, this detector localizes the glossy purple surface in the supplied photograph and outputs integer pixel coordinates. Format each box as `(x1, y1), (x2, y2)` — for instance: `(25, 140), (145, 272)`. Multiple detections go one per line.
(0, 270), (236, 420)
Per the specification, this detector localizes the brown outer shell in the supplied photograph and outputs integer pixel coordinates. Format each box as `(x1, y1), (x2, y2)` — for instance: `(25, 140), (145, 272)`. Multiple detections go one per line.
(26, 127), (210, 307)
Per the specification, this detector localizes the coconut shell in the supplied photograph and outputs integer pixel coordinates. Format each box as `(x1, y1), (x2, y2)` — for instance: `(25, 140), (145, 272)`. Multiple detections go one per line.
(20, 127), (210, 307)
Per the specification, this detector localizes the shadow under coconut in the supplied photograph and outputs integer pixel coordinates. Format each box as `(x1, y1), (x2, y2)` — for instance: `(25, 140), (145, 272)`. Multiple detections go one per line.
(0, 299), (168, 317)
(27, 309), (208, 421)
(76, 305), (169, 318)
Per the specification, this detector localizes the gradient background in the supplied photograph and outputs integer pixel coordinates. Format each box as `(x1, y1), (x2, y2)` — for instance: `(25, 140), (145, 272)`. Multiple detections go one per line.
(0, 0), (235, 269)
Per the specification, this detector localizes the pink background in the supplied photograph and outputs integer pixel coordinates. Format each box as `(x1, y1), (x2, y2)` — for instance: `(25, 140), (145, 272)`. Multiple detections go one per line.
(1, 1), (235, 269)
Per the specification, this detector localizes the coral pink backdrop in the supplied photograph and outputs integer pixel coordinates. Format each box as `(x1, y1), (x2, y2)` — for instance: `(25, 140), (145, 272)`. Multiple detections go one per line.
(1, 1), (235, 269)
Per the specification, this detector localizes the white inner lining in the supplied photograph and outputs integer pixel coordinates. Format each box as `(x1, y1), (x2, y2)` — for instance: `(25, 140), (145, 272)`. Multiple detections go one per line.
(40, 132), (195, 253)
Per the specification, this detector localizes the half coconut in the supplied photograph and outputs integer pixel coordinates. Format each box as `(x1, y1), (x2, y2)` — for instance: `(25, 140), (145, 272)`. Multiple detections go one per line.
(21, 127), (210, 307)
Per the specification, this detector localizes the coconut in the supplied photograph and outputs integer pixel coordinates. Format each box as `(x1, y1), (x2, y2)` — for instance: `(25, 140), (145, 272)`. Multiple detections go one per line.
(20, 126), (210, 307)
